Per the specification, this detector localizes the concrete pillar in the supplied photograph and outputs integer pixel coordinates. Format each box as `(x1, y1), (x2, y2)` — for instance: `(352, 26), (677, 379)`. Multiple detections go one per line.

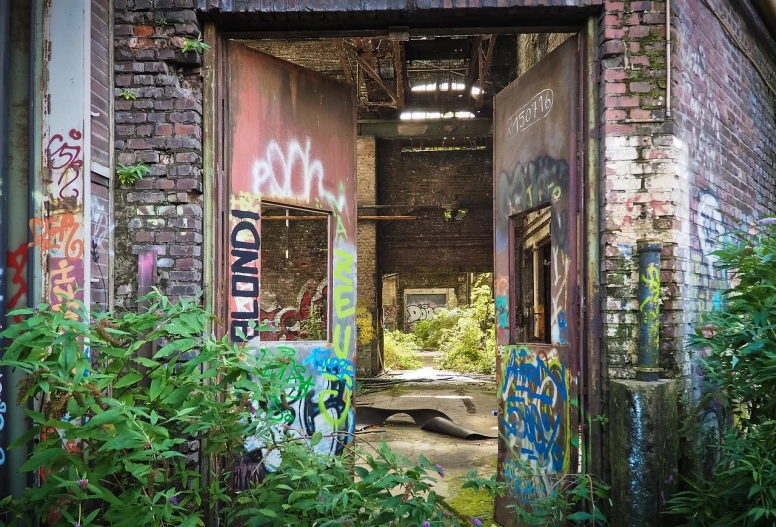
(356, 136), (379, 376)
(609, 379), (679, 527)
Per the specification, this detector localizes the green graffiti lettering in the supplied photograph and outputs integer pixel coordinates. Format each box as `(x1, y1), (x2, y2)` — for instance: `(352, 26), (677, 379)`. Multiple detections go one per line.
(333, 323), (352, 360)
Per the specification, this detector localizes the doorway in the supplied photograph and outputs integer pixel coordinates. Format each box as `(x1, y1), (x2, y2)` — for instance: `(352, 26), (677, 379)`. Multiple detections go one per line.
(207, 23), (596, 525)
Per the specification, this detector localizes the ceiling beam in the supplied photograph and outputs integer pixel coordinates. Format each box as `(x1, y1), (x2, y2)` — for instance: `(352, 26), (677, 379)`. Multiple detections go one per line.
(393, 40), (405, 108)
(345, 42), (398, 104)
(335, 39), (354, 85)
(464, 36), (482, 102)
(357, 118), (492, 139)
(476, 35), (497, 108)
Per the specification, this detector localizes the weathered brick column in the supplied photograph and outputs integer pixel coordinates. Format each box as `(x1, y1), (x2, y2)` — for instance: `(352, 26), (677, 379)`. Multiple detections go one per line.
(114, 0), (204, 307)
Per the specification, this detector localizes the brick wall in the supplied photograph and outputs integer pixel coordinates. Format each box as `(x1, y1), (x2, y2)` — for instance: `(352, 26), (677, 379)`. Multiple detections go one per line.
(357, 137), (380, 375)
(673, 0), (776, 388)
(597, 0), (681, 379)
(376, 140), (493, 274)
(113, 1), (204, 307)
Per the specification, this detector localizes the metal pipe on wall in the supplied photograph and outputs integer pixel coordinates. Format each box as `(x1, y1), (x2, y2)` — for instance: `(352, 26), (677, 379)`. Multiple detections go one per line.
(0, 0), (12, 498)
(636, 240), (662, 382)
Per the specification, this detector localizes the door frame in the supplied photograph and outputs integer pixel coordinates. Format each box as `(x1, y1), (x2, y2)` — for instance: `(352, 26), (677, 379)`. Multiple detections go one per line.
(202, 9), (602, 487)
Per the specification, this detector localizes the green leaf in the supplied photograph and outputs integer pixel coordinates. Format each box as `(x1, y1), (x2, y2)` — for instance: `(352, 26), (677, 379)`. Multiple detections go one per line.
(20, 447), (67, 472)
(310, 431), (323, 447)
(150, 376), (165, 401)
(114, 371), (144, 388)
(154, 337), (198, 359)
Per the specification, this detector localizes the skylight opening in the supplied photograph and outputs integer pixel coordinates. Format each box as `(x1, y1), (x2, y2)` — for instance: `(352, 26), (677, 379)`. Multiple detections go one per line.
(399, 111), (476, 120)
(411, 82), (482, 96)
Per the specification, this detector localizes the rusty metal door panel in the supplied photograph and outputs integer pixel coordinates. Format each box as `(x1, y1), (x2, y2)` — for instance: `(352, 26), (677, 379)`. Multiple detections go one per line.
(225, 41), (357, 479)
(493, 36), (580, 524)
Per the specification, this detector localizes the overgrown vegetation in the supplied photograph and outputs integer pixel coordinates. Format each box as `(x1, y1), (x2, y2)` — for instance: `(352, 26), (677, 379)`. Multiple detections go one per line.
(0, 294), (487, 526)
(384, 329), (422, 370)
(414, 275), (496, 374)
(667, 220), (776, 526)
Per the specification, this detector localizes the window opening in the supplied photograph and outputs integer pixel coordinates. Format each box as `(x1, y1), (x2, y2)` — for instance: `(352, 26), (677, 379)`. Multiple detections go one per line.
(512, 204), (552, 344)
(259, 203), (329, 342)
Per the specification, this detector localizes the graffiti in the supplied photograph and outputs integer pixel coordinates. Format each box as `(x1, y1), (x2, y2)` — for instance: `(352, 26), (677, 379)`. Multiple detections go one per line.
(252, 139), (325, 201)
(383, 305), (397, 325)
(406, 303), (443, 325)
(50, 259), (78, 319)
(697, 191), (725, 275)
(47, 129), (83, 199)
(228, 192), (261, 343)
(497, 157), (568, 218)
(551, 247), (570, 345)
(507, 89), (554, 140)
(0, 373), (5, 466)
(29, 214), (84, 260)
(640, 264), (661, 311)
(501, 347), (569, 474)
(261, 280), (328, 341)
(7, 243), (28, 323)
(496, 295), (509, 329)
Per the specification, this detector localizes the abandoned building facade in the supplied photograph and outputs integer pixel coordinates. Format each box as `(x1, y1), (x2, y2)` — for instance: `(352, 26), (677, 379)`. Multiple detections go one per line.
(1, 0), (776, 524)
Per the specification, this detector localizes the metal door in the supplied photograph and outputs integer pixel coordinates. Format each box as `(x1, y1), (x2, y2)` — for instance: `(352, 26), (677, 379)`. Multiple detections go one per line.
(493, 36), (581, 524)
(225, 42), (357, 482)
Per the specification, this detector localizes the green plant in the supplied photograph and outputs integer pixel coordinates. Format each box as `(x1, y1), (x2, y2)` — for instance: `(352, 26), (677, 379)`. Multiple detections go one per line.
(0, 292), (282, 527)
(464, 465), (609, 527)
(298, 302), (326, 341)
(0, 293), (501, 527)
(420, 275), (496, 375)
(181, 33), (210, 54)
(224, 437), (487, 527)
(118, 90), (136, 100)
(116, 162), (151, 185)
(667, 220), (776, 526)
(384, 329), (422, 370)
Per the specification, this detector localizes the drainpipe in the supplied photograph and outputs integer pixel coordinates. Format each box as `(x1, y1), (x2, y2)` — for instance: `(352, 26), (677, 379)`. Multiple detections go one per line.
(0, 0), (11, 500)
(636, 240), (662, 382)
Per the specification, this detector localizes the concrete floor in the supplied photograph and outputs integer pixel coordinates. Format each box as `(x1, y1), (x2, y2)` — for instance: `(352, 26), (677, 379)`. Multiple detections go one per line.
(356, 352), (499, 521)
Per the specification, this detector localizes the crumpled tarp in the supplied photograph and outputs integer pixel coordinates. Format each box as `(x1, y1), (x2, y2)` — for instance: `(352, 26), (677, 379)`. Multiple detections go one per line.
(356, 406), (497, 440)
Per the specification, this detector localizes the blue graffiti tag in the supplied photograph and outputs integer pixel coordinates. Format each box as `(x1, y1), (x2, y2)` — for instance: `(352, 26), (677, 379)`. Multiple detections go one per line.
(502, 349), (568, 472)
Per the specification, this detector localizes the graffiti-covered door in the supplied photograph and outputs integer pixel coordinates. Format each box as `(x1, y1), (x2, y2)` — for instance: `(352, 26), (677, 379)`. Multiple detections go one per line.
(225, 42), (357, 484)
(493, 36), (581, 524)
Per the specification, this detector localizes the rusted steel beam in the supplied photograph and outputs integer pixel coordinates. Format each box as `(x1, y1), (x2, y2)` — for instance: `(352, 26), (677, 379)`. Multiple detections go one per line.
(393, 40), (405, 107)
(476, 35), (497, 108)
(335, 38), (354, 85)
(345, 42), (397, 103)
(262, 215), (416, 220)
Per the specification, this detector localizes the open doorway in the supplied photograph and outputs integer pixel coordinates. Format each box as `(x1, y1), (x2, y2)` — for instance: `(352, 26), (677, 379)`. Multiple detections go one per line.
(215, 27), (590, 525)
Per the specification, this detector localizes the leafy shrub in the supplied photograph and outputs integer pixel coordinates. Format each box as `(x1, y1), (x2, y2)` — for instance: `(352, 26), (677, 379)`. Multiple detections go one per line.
(0, 294), (499, 527)
(116, 162), (151, 185)
(384, 329), (422, 370)
(224, 437), (486, 527)
(464, 464), (609, 527)
(414, 309), (462, 350)
(433, 275), (496, 375)
(0, 293), (281, 527)
(667, 221), (776, 526)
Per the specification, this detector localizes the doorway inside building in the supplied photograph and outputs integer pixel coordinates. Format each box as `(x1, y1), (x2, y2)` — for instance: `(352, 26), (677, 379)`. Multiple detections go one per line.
(211, 26), (594, 525)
